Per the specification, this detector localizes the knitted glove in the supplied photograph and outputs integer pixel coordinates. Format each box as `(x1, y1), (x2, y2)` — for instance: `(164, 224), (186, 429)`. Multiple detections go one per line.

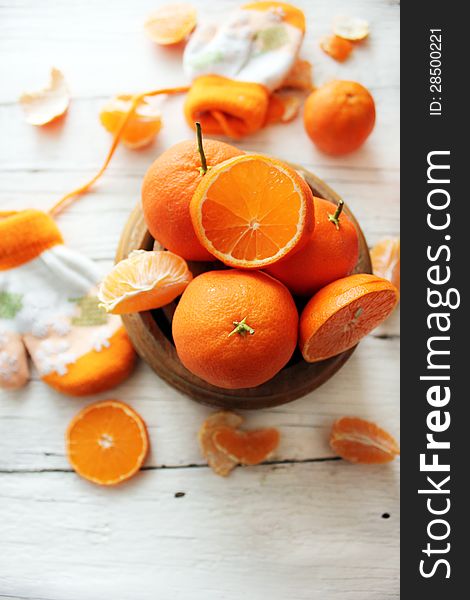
(0, 210), (135, 395)
(183, 1), (305, 137)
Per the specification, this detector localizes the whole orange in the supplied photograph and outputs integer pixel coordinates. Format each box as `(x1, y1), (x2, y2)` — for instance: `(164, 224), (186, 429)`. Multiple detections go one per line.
(172, 270), (298, 389)
(142, 139), (243, 261)
(265, 197), (359, 296)
(304, 81), (376, 155)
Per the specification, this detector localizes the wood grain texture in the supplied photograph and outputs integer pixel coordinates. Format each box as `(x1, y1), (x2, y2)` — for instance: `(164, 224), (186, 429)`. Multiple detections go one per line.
(0, 0), (399, 597)
(117, 168), (372, 409)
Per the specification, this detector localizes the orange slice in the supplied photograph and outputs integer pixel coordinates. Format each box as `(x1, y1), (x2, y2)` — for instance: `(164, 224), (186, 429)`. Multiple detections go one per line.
(190, 154), (315, 269)
(66, 400), (149, 485)
(320, 35), (353, 62)
(144, 3), (197, 45)
(370, 238), (400, 292)
(199, 411), (244, 477)
(213, 427), (280, 465)
(330, 417), (400, 464)
(100, 95), (162, 149)
(98, 250), (192, 314)
(299, 273), (399, 362)
(19, 67), (69, 126)
(333, 16), (369, 41)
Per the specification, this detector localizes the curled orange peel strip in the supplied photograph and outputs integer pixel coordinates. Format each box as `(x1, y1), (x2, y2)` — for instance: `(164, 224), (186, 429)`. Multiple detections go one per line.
(49, 85), (190, 217)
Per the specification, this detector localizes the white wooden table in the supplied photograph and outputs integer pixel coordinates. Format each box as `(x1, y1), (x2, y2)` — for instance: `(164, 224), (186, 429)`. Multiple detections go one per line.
(0, 1), (400, 598)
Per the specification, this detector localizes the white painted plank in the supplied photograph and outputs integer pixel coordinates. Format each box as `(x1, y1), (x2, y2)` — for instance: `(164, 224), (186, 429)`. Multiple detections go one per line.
(0, 335), (399, 471)
(0, 461), (399, 600)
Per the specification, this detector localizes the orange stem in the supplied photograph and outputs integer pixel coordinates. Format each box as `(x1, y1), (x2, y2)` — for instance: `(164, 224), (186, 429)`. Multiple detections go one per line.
(49, 85), (190, 217)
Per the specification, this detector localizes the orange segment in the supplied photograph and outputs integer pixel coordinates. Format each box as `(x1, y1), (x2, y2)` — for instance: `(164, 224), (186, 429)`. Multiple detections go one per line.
(213, 426), (280, 465)
(320, 35), (353, 62)
(190, 154), (315, 268)
(199, 411), (244, 476)
(371, 238), (400, 292)
(66, 400), (149, 485)
(100, 95), (162, 149)
(144, 3), (197, 45)
(330, 417), (400, 464)
(300, 273), (399, 362)
(243, 2), (306, 32)
(98, 250), (192, 314)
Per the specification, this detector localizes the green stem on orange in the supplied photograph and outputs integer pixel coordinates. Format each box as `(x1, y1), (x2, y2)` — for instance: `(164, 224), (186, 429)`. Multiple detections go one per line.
(228, 316), (255, 338)
(328, 199), (345, 230)
(196, 122), (208, 175)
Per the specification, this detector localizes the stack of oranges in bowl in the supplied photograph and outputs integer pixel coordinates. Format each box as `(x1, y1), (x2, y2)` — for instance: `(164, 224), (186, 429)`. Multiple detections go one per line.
(98, 125), (398, 391)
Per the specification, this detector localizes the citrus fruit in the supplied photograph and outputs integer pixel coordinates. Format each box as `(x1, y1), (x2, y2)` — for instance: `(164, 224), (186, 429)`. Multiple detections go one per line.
(299, 273), (399, 362)
(66, 400), (149, 485)
(330, 417), (399, 464)
(19, 67), (69, 126)
(265, 197), (359, 295)
(371, 238), (400, 292)
(333, 16), (369, 41)
(98, 250), (192, 314)
(213, 426), (280, 465)
(100, 95), (162, 149)
(199, 411), (243, 476)
(190, 154), (315, 268)
(320, 35), (354, 62)
(144, 3), (197, 45)
(304, 80), (376, 155)
(142, 138), (243, 261)
(172, 270), (299, 389)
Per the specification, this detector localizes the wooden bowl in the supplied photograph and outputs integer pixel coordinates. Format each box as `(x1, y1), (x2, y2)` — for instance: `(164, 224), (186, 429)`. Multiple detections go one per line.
(116, 165), (372, 409)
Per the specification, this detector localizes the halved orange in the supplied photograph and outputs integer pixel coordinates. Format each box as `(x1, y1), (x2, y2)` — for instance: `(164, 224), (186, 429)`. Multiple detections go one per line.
(98, 250), (192, 314)
(300, 273), (399, 362)
(66, 400), (149, 485)
(100, 95), (162, 149)
(190, 154), (315, 268)
(144, 3), (197, 45)
(330, 417), (400, 464)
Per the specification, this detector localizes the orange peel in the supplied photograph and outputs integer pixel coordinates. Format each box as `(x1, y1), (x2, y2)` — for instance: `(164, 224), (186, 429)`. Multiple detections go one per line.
(333, 15), (370, 41)
(320, 34), (354, 62)
(19, 67), (70, 126)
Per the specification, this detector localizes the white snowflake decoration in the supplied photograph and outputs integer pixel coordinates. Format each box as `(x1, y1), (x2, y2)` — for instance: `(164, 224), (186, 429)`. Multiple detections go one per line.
(92, 328), (112, 352)
(35, 339), (77, 376)
(0, 351), (19, 381)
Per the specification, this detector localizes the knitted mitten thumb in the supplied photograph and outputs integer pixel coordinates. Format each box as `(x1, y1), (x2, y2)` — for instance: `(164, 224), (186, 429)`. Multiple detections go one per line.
(0, 210), (135, 395)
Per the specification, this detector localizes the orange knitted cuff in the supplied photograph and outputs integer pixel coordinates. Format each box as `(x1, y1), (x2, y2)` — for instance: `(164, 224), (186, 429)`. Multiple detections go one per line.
(0, 210), (63, 270)
(184, 75), (270, 139)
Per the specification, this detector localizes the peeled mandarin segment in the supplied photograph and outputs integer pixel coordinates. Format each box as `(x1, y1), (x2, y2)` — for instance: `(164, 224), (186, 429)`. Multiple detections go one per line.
(333, 15), (370, 41)
(98, 250), (192, 314)
(330, 417), (400, 464)
(66, 400), (149, 485)
(300, 274), (399, 363)
(190, 154), (314, 268)
(100, 95), (162, 149)
(280, 58), (313, 91)
(19, 67), (70, 126)
(198, 411), (243, 476)
(320, 35), (353, 62)
(213, 426), (280, 465)
(144, 3), (197, 45)
(243, 1), (306, 32)
(371, 238), (400, 292)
